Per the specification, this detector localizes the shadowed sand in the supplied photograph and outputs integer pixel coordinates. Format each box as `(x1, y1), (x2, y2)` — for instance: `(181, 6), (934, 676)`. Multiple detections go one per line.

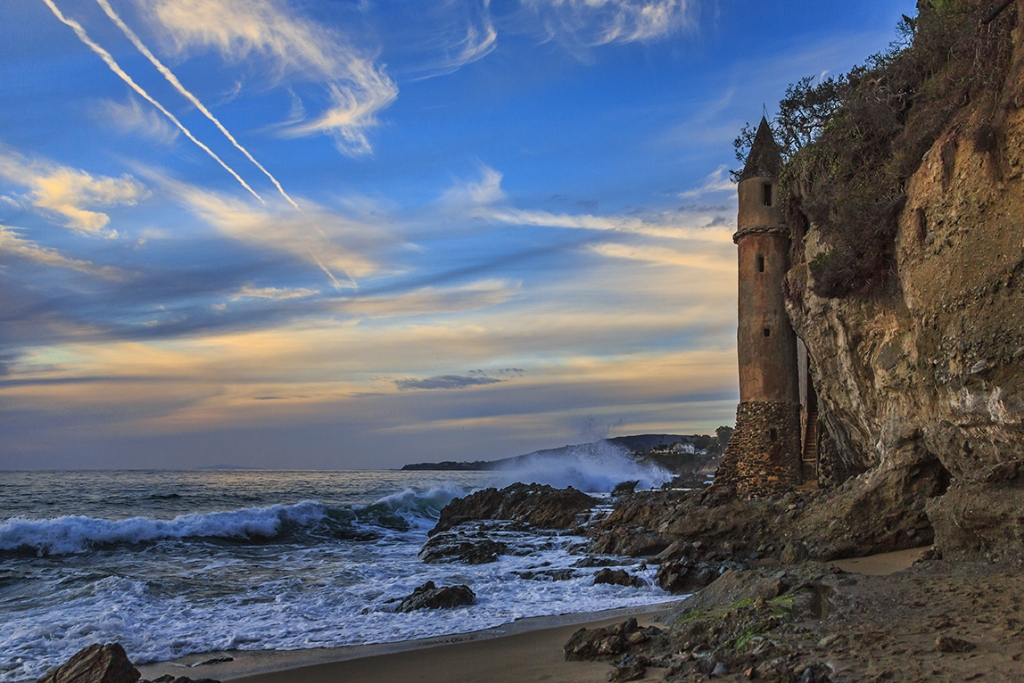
(137, 548), (927, 683)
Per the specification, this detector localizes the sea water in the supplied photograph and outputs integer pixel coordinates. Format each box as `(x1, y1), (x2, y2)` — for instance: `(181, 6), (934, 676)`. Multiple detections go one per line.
(0, 462), (674, 682)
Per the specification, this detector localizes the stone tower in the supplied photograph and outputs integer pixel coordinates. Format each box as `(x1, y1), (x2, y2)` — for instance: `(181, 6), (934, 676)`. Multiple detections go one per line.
(716, 118), (803, 496)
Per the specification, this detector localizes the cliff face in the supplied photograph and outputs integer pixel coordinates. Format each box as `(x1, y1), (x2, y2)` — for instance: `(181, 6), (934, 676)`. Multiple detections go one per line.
(786, 4), (1024, 560)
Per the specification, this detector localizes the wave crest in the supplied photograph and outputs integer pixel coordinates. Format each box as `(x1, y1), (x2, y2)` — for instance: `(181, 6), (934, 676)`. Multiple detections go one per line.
(0, 486), (468, 556)
(492, 441), (672, 492)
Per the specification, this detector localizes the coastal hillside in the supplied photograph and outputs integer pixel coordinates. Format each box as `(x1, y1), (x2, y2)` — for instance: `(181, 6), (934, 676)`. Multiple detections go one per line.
(402, 432), (727, 477)
(783, 0), (1023, 560)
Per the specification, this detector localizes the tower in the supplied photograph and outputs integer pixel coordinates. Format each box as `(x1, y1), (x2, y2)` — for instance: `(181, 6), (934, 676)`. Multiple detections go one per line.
(716, 118), (803, 497)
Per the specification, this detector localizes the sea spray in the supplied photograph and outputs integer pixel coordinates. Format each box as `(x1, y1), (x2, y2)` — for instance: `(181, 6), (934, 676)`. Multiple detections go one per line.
(491, 440), (673, 492)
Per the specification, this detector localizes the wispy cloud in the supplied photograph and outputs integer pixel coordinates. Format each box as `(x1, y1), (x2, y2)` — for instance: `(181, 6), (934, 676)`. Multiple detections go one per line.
(0, 148), (146, 236)
(0, 225), (127, 279)
(524, 0), (695, 46)
(334, 279), (520, 318)
(40, 0), (264, 202)
(441, 165), (506, 207)
(589, 241), (733, 271)
(94, 97), (179, 146)
(679, 164), (735, 199)
(396, 374), (503, 390)
(95, 0), (300, 209)
(442, 166), (731, 242)
(158, 174), (381, 286)
(138, 0), (398, 156)
(230, 285), (320, 301)
(401, 0), (497, 80)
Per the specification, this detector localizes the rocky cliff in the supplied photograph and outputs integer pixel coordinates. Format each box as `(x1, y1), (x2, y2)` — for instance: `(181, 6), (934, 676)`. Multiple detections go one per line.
(785, 0), (1024, 560)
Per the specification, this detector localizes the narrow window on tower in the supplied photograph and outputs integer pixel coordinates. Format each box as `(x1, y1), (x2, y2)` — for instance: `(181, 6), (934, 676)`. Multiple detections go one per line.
(757, 255), (765, 273)
(763, 327), (771, 337)
(769, 428), (778, 442)
(762, 183), (773, 207)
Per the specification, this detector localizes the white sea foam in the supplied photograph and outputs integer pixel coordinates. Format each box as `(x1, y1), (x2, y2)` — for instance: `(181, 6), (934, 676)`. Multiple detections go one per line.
(0, 487), (467, 556)
(0, 471), (674, 683)
(492, 440), (673, 492)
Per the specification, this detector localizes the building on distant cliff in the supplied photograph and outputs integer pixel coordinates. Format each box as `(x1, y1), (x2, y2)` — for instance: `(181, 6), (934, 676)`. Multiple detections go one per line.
(715, 118), (819, 497)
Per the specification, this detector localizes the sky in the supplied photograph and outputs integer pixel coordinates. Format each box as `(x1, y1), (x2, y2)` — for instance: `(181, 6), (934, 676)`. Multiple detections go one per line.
(0, 0), (915, 470)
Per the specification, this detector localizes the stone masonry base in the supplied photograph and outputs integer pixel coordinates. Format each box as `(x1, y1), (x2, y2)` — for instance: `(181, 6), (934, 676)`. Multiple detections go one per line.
(716, 401), (802, 498)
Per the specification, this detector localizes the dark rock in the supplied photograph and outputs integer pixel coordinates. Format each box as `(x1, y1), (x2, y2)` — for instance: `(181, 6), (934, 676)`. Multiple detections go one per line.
(513, 568), (575, 581)
(780, 541), (809, 564)
(609, 654), (647, 681)
(935, 635), (976, 653)
(656, 559), (722, 594)
(430, 483), (597, 535)
(418, 535), (506, 564)
(396, 581), (476, 612)
(145, 676), (221, 683)
(564, 618), (643, 661)
(573, 556), (632, 568)
(38, 643), (140, 683)
(611, 480), (640, 496)
(593, 568), (645, 588)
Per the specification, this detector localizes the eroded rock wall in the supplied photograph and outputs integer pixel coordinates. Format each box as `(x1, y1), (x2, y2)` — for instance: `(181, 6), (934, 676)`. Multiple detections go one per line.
(786, 6), (1024, 559)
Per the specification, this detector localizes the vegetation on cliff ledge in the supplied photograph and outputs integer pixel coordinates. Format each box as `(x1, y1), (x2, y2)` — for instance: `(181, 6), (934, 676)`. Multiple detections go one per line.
(738, 0), (1018, 298)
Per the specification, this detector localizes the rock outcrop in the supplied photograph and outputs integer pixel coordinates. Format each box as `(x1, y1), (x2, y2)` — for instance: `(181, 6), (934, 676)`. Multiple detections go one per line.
(37, 644), (139, 683)
(593, 568), (645, 588)
(429, 483), (597, 535)
(36, 644), (221, 683)
(418, 535), (507, 564)
(395, 581), (476, 612)
(783, 0), (1024, 560)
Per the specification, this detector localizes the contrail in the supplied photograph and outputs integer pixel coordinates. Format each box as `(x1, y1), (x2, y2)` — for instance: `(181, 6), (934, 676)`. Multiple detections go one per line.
(93, 0), (300, 211)
(40, 0), (264, 203)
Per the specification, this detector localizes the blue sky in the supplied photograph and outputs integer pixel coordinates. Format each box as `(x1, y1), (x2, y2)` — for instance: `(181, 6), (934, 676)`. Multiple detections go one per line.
(0, 0), (914, 469)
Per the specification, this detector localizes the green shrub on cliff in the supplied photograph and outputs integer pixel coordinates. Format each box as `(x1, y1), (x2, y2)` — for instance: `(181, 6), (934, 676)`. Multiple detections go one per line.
(738, 0), (1017, 298)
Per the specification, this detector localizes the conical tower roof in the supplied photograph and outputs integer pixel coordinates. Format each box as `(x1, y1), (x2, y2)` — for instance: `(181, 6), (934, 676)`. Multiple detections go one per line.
(739, 117), (782, 182)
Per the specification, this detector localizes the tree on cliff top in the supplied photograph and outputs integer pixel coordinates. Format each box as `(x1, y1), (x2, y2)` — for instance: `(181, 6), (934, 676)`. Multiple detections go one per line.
(735, 0), (1018, 298)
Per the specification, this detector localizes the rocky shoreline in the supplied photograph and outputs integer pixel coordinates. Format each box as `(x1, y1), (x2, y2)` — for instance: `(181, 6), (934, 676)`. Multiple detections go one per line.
(35, 480), (1024, 683)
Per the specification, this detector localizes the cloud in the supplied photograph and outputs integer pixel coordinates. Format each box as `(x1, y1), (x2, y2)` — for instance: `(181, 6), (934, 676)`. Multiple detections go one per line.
(524, 0), (694, 46)
(589, 241), (733, 271)
(94, 98), (179, 145)
(157, 174), (381, 286)
(40, 0), (265, 202)
(0, 225), (127, 279)
(481, 206), (733, 242)
(0, 148), (147, 236)
(441, 166), (506, 207)
(138, 0), (398, 156)
(231, 285), (320, 301)
(679, 164), (735, 199)
(333, 279), (520, 318)
(400, 0), (497, 80)
(95, 0), (299, 209)
(395, 375), (504, 390)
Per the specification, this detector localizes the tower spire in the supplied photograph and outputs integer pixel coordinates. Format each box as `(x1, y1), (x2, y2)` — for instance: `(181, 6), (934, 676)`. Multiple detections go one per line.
(739, 118), (782, 182)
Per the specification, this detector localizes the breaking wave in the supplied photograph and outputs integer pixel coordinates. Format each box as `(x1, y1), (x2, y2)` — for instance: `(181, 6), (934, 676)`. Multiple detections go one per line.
(0, 486), (467, 556)
(491, 441), (673, 492)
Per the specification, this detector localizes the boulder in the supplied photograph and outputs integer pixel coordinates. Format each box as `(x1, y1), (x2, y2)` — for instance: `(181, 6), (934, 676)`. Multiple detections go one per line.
(593, 568), (645, 588)
(611, 480), (640, 496)
(655, 560), (722, 594)
(564, 618), (659, 661)
(430, 483), (597, 535)
(38, 644), (140, 683)
(396, 581), (476, 612)
(418, 535), (506, 564)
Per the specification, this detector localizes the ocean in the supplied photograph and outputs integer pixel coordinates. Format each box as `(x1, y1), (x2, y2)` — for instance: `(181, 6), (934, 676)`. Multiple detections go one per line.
(0, 458), (675, 682)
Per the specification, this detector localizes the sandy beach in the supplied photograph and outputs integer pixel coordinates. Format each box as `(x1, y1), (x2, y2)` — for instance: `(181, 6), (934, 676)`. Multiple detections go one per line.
(137, 603), (679, 683)
(135, 549), (935, 683)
